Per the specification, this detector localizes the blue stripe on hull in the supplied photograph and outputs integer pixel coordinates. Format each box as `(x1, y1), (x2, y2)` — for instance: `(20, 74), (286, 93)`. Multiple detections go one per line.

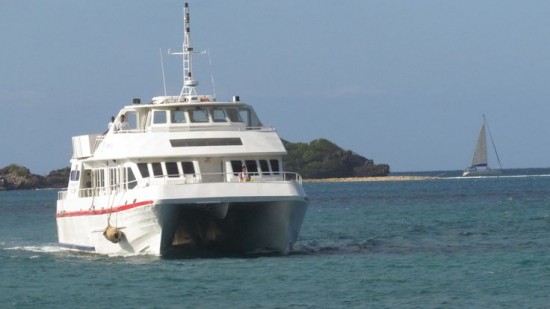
(59, 243), (95, 252)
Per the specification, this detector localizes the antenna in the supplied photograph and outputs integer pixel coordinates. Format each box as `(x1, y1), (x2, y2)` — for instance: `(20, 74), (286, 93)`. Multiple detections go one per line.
(159, 48), (167, 96)
(169, 2), (206, 102)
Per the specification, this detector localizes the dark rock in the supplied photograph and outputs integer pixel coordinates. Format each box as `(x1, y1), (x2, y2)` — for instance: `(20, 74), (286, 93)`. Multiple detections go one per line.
(282, 138), (390, 179)
(0, 164), (69, 190)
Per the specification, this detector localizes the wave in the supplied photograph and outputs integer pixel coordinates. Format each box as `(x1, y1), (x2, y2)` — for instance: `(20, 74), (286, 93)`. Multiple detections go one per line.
(292, 242), (374, 256)
(4, 244), (65, 254)
(441, 174), (550, 180)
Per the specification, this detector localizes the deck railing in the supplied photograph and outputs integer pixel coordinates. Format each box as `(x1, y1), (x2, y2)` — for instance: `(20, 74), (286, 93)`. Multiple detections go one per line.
(111, 125), (275, 133)
(57, 171), (302, 200)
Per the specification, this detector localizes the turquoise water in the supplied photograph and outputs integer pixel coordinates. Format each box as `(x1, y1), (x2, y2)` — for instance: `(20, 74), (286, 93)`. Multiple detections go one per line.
(2, 174), (550, 308)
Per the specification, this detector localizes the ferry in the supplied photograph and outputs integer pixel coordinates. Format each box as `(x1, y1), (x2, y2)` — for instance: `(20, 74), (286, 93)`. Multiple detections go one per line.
(56, 3), (309, 257)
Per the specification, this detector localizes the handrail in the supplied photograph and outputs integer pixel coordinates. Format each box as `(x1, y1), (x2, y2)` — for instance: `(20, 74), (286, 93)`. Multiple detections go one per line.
(141, 171), (302, 185)
(112, 126), (275, 133)
(58, 171), (302, 200)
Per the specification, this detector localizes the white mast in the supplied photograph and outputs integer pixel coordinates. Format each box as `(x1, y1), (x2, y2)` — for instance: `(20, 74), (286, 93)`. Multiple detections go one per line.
(169, 2), (205, 101)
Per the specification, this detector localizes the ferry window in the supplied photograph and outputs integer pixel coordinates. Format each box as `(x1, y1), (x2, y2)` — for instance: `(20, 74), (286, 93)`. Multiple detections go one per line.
(182, 161), (195, 175)
(153, 110), (167, 124)
(152, 163), (163, 177)
(125, 111), (138, 129)
(259, 160), (270, 175)
(70, 170), (80, 181)
(212, 108), (227, 122)
(171, 110), (186, 124)
(166, 162), (179, 177)
(109, 168), (117, 187)
(231, 160), (242, 175)
(95, 169), (105, 188)
(127, 168), (137, 189)
(83, 170), (92, 188)
(226, 108), (242, 122)
(138, 163), (149, 178)
(270, 159), (280, 175)
(189, 109), (209, 123)
(239, 109), (250, 126)
(245, 160), (258, 173)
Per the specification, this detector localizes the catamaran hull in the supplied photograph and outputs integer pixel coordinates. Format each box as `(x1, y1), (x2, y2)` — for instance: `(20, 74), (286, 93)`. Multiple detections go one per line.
(56, 184), (308, 257)
(158, 200), (308, 256)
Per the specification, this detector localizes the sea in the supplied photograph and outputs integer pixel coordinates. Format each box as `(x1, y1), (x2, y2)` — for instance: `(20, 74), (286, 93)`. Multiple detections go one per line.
(2, 168), (550, 308)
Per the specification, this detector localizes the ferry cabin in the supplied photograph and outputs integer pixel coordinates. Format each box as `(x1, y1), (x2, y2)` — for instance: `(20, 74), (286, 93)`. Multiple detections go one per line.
(62, 96), (298, 201)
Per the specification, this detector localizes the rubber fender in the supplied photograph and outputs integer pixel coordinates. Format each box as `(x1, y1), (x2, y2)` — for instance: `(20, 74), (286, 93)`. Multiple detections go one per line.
(103, 225), (124, 243)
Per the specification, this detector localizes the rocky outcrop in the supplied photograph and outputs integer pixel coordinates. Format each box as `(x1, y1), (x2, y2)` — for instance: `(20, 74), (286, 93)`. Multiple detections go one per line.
(0, 164), (69, 190)
(283, 139), (390, 179)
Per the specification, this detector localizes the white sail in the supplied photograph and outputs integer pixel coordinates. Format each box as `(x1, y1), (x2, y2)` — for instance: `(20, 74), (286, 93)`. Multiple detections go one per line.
(471, 123), (488, 167)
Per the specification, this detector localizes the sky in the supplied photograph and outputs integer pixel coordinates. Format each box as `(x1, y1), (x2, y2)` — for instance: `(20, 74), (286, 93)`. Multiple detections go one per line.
(2, 0), (550, 175)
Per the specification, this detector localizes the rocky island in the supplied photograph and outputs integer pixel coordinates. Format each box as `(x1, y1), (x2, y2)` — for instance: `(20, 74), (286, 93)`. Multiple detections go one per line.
(0, 164), (68, 191)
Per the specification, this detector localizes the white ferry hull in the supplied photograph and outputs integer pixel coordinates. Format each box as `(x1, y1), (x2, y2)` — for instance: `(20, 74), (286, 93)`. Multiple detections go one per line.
(56, 182), (308, 256)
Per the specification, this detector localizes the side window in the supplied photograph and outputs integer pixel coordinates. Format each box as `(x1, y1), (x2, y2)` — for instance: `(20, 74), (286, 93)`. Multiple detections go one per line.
(226, 108), (242, 122)
(259, 160), (270, 175)
(231, 160), (243, 176)
(166, 162), (179, 177)
(245, 160), (258, 174)
(95, 169), (105, 188)
(182, 161), (195, 175)
(152, 163), (163, 177)
(212, 108), (227, 122)
(109, 168), (117, 187)
(70, 170), (80, 181)
(83, 170), (92, 188)
(239, 109), (250, 127)
(270, 159), (280, 175)
(153, 110), (167, 124)
(127, 168), (137, 189)
(125, 111), (138, 129)
(138, 163), (149, 178)
(189, 109), (209, 123)
(171, 110), (186, 124)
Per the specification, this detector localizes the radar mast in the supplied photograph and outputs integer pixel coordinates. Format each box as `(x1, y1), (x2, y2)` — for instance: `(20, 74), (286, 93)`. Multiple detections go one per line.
(169, 3), (205, 101)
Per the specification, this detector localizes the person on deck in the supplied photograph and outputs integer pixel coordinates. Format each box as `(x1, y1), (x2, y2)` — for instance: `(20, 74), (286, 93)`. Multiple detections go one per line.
(115, 114), (129, 131)
(107, 116), (115, 130)
(239, 165), (251, 182)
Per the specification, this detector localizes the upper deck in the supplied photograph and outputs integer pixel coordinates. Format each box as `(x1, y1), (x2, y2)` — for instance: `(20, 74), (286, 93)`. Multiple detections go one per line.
(72, 96), (286, 161)
(111, 96), (265, 134)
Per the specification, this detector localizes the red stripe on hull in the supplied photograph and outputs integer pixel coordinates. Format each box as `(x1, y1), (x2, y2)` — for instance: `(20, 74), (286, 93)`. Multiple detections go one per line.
(56, 200), (154, 218)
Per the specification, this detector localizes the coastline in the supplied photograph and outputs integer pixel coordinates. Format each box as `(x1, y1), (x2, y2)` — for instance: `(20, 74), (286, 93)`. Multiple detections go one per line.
(303, 176), (437, 183)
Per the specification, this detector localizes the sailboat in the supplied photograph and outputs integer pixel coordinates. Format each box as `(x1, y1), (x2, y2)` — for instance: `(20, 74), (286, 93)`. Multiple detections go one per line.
(462, 115), (502, 177)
